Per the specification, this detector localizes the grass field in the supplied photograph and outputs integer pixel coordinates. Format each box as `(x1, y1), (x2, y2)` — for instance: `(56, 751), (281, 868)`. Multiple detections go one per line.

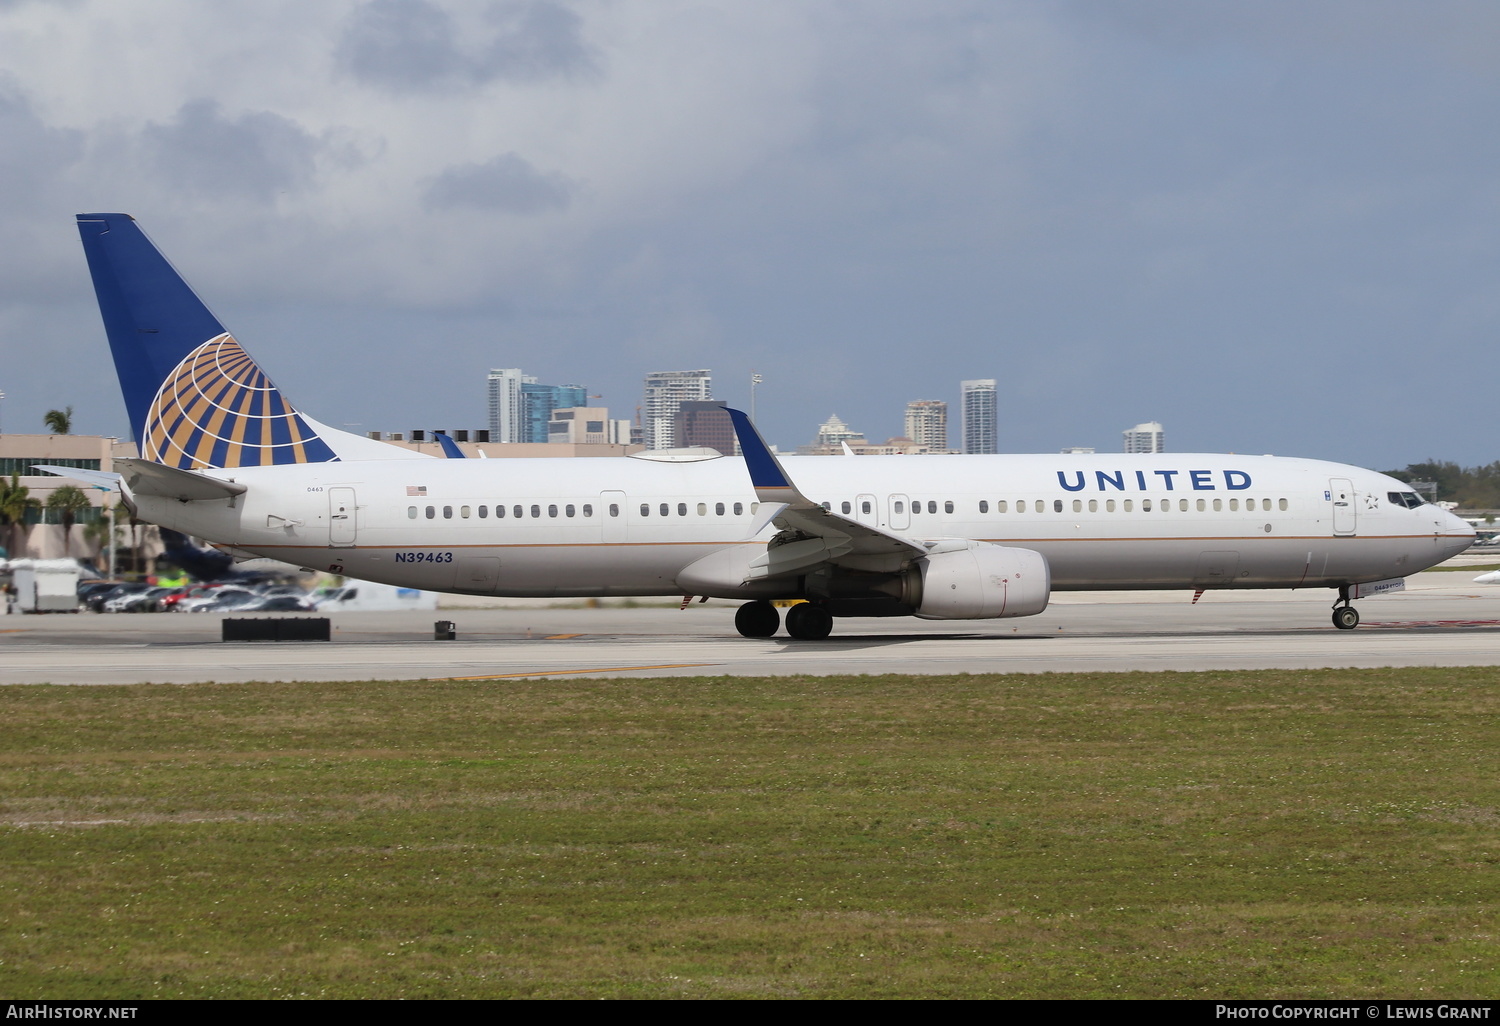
(1, 669), (1497, 999)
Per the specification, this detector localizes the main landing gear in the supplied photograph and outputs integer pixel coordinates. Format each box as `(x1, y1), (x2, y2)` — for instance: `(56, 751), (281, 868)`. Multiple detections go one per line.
(1332, 585), (1360, 630)
(734, 600), (834, 640)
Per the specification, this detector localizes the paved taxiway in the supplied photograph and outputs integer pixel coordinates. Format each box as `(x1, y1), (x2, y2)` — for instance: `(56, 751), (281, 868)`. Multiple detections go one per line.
(5, 567), (1500, 684)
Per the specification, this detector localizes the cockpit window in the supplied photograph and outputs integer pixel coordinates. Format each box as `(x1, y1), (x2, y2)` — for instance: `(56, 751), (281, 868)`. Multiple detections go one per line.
(1388, 491), (1426, 509)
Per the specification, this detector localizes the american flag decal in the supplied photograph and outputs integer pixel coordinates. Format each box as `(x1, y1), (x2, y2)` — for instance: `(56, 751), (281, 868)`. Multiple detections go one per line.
(406, 485), (427, 496)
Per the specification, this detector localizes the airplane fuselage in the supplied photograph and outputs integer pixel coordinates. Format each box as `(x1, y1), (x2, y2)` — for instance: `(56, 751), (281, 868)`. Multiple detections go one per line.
(126, 451), (1474, 602)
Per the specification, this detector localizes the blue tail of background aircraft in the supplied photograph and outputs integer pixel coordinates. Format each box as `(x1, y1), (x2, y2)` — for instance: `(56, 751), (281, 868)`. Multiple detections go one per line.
(76, 213), (339, 469)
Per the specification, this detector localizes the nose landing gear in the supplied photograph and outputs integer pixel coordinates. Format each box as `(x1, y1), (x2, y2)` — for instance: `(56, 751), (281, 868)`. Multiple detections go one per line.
(1332, 585), (1360, 630)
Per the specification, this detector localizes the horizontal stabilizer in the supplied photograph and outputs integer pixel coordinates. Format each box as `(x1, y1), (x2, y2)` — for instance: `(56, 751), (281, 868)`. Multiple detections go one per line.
(114, 457), (247, 501)
(30, 465), (123, 490)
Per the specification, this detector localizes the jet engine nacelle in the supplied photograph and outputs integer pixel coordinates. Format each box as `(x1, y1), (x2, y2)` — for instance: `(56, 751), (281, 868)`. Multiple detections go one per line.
(912, 542), (1050, 620)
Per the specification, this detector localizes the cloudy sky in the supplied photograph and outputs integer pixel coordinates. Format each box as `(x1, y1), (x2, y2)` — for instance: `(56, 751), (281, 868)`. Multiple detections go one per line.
(2, 0), (1498, 467)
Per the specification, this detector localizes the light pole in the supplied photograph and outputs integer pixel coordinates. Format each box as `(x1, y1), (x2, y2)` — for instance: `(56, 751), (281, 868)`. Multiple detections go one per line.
(89, 483), (117, 579)
(0, 389), (6, 435)
(750, 373), (762, 422)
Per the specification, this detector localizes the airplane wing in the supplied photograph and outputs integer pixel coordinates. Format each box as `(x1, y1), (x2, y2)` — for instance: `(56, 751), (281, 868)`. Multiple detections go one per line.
(725, 407), (925, 579)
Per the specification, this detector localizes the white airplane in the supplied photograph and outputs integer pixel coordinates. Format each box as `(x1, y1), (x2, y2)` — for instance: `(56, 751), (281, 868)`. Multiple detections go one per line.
(48, 213), (1474, 640)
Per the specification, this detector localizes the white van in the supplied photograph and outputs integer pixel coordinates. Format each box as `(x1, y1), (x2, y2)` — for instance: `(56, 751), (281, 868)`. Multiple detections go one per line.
(313, 581), (438, 612)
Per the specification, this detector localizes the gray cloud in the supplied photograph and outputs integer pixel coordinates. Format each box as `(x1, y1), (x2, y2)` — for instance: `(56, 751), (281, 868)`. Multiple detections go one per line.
(335, 0), (596, 92)
(423, 152), (578, 213)
(0, 85), (84, 206)
(140, 100), (322, 201)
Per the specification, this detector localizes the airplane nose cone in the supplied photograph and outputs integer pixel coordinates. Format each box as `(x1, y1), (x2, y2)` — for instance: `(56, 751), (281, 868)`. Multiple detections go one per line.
(1440, 510), (1476, 557)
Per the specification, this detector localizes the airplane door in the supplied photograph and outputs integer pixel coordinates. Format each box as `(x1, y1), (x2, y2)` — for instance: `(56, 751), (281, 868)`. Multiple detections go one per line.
(1329, 478), (1356, 536)
(601, 490), (626, 544)
(329, 487), (357, 547)
(889, 493), (910, 531)
(856, 493), (877, 527)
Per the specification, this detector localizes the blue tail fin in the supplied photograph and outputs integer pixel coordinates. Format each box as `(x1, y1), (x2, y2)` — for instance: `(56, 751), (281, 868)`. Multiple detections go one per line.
(76, 213), (339, 469)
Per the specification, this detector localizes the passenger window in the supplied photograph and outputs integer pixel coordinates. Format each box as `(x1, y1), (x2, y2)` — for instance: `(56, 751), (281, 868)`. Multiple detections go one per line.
(911, 501), (920, 514)
(734, 502), (744, 515)
(531, 505), (541, 518)
(894, 501), (905, 514)
(751, 502), (759, 513)
(677, 503), (687, 516)
(1279, 498), (1287, 511)
(1229, 498), (1239, 511)
(548, 505), (558, 518)
(716, 502), (725, 515)
(1072, 499), (1082, 513)
(566, 504), (576, 518)
(861, 501), (871, 514)
(425, 506), (435, 519)
(407, 506), (417, 519)
(640, 504), (650, 517)
(1142, 499), (1152, 512)
(1053, 499), (1063, 513)
(1106, 499), (1115, 512)
(928, 501), (938, 514)
(583, 504), (593, 517)
(1195, 499), (1204, 512)
(607, 504), (617, 517)
(660, 503), (669, 516)
(1212, 499), (1221, 512)
(979, 500), (989, 513)
(443, 505), (453, 519)
(996, 500), (1007, 513)
(479, 505), (488, 518)
(1088, 499), (1097, 512)
(697, 503), (707, 516)
(1178, 499), (1188, 511)
(496, 505), (506, 518)
(461, 505), (471, 518)
(841, 501), (851, 514)
(944, 500), (953, 514)
(513, 505), (522, 519)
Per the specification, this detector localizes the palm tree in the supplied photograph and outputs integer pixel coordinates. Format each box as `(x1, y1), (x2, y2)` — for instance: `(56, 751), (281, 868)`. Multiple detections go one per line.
(0, 474), (39, 559)
(45, 485), (91, 558)
(43, 406), (73, 434)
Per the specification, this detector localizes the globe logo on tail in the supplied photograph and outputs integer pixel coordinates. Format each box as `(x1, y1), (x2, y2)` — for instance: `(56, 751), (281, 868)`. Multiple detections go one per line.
(143, 334), (337, 469)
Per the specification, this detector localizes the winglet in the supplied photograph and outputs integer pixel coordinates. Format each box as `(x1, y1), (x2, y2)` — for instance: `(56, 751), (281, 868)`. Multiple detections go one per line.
(725, 407), (809, 504)
(434, 432), (466, 459)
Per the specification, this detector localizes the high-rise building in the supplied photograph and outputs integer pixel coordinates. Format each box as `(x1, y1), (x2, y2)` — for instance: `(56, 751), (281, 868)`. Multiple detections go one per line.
(1123, 422), (1165, 453)
(521, 382), (588, 444)
(675, 401), (737, 456)
(960, 379), (997, 454)
(486, 368), (534, 443)
(642, 370), (712, 449)
(904, 400), (948, 451)
(546, 406), (632, 445)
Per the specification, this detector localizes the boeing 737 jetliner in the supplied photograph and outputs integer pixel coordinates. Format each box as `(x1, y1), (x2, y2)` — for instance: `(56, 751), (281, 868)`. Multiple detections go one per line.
(51, 213), (1473, 640)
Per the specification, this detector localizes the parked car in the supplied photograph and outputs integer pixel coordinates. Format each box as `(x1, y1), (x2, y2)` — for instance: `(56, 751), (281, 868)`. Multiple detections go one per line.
(102, 586), (176, 614)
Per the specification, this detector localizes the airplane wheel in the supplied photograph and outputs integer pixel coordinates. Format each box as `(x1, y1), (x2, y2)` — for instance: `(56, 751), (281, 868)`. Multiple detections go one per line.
(784, 602), (833, 640)
(1332, 606), (1359, 630)
(735, 601), (780, 638)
